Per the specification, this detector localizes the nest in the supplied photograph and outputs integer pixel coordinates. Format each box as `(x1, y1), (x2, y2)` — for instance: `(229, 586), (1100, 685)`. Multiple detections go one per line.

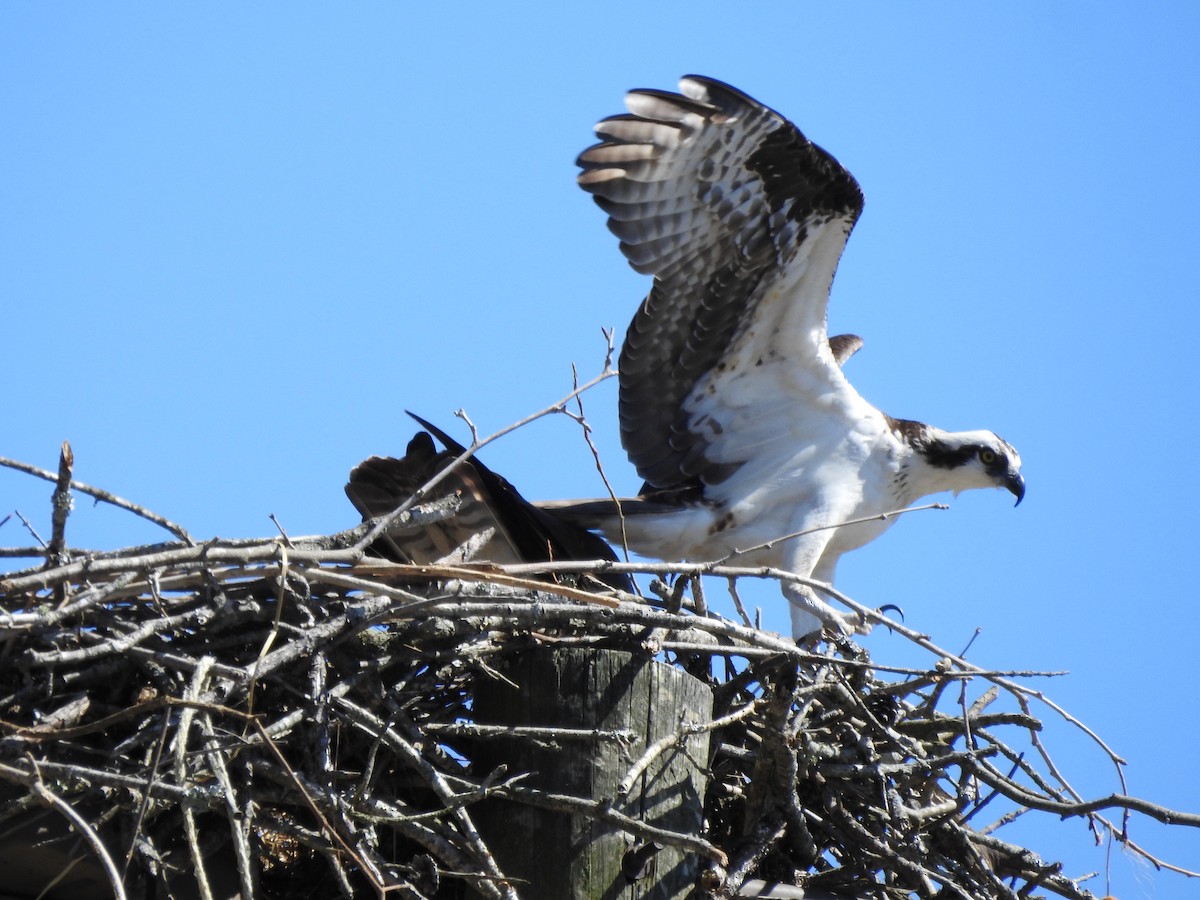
(0, 443), (1193, 899)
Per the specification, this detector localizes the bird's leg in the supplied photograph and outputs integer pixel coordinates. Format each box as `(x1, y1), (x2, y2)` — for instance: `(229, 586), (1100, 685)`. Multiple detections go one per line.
(781, 535), (865, 641)
(783, 581), (861, 640)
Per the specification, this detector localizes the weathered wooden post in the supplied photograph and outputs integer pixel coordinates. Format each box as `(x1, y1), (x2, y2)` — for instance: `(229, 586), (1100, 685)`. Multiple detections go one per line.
(471, 647), (713, 899)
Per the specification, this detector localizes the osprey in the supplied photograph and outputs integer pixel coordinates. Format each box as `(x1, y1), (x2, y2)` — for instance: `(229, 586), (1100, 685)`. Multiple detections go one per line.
(537, 75), (1025, 638)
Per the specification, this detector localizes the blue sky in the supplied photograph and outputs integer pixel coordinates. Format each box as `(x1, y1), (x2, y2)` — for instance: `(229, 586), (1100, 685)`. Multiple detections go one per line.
(3, 5), (1199, 895)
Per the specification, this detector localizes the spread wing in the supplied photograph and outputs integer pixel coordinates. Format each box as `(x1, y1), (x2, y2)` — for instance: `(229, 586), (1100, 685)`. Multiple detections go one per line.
(577, 76), (865, 495)
(345, 417), (633, 592)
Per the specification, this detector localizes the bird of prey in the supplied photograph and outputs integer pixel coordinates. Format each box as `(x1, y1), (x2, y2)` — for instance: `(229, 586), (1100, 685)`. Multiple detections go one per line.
(537, 75), (1025, 638)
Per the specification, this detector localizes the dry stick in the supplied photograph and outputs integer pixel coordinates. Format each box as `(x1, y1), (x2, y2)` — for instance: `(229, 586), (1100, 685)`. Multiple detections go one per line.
(198, 706), (256, 899)
(68, 562), (277, 606)
(970, 726), (1074, 812)
(362, 768), (531, 828)
(308, 650), (340, 895)
(26, 604), (213, 667)
(325, 561), (622, 609)
(356, 597), (811, 661)
(48, 440), (74, 570)
(51, 561), (411, 616)
(725, 576), (755, 628)
(1014, 688), (1115, 809)
(425, 722), (635, 743)
(720, 502), (950, 562)
(247, 540), (291, 715)
(0, 541), (268, 593)
(252, 720), (392, 898)
(122, 711), (171, 878)
(0, 453), (194, 544)
(327, 696), (516, 900)
(415, 563), (623, 608)
(0, 546), (54, 558)
(0, 569), (141, 630)
(969, 755), (1200, 827)
(3, 758), (200, 804)
(177, 658), (217, 900)
(1085, 821), (1200, 879)
(568, 352), (632, 564)
(0, 533), (384, 593)
(958, 671), (987, 801)
(5, 760), (130, 900)
(11, 509), (46, 548)
(617, 697), (762, 799)
(269, 512), (294, 548)
(2, 509), (410, 585)
(690, 573), (708, 618)
(722, 820), (788, 895)
(485, 781), (728, 864)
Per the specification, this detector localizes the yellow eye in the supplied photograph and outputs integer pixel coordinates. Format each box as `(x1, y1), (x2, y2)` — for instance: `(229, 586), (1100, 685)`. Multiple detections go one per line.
(979, 448), (997, 465)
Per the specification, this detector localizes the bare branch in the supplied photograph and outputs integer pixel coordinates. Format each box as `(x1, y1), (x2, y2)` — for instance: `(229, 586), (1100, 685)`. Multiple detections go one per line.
(48, 440), (74, 568)
(0, 452), (194, 544)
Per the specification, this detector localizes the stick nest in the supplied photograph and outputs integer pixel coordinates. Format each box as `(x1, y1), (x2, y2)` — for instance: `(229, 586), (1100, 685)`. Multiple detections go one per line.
(3, 521), (1171, 900)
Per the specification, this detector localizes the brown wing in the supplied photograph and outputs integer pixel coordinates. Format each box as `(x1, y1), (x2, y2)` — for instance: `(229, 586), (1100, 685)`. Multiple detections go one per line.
(346, 431), (518, 566)
(346, 418), (634, 592)
(578, 76), (864, 493)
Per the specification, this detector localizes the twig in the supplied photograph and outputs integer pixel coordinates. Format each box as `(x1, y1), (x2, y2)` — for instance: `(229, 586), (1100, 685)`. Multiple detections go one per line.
(569, 350), (631, 564)
(0, 453), (194, 544)
(720, 502), (950, 562)
(269, 512), (294, 548)
(12, 509), (46, 548)
(48, 440), (74, 569)
(486, 781), (728, 864)
(198, 699), (256, 898)
(618, 697), (761, 798)
(253, 720), (391, 897)
(122, 710), (170, 877)
(176, 658), (216, 900)
(247, 540), (291, 714)
(11, 760), (129, 900)
(327, 696), (516, 900)
(726, 576), (755, 628)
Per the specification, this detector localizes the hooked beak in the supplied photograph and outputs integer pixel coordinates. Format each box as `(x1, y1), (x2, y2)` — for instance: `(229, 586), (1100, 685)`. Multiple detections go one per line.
(1005, 471), (1026, 507)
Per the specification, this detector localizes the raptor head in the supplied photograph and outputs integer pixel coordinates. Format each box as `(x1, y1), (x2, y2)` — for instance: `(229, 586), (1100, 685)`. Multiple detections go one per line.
(968, 433), (1025, 506)
(899, 424), (1026, 506)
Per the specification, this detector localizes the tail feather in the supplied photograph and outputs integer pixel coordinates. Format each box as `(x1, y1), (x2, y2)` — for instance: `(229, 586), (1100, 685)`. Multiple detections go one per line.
(536, 497), (680, 530)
